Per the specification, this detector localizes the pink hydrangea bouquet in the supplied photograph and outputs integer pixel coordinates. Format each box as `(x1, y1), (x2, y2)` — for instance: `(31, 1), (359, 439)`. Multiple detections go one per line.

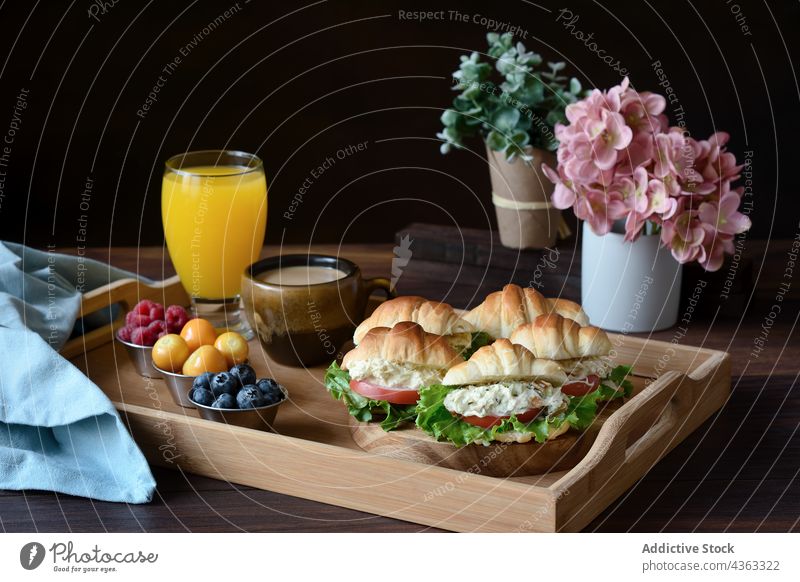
(542, 78), (751, 271)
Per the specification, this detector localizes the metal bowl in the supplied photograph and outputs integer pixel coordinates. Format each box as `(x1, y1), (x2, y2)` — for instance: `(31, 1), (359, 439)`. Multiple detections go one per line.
(189, 385), (288, 432)
(151, 364), (197, 408)
(116, 334), (162, 379)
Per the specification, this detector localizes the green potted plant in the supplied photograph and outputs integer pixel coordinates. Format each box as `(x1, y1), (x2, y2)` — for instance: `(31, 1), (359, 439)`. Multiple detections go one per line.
(438, 33), (585, 249)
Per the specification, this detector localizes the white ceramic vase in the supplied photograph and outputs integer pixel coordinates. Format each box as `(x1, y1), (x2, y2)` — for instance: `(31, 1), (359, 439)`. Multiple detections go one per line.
(581, 222), (682, 332)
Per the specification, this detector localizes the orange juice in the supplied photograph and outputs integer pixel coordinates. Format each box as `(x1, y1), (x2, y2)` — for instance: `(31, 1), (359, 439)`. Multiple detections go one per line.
(162, 166), (267, 300)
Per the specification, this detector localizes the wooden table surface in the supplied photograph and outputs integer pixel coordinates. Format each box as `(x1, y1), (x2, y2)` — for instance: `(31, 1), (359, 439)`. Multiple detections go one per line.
(1, 243), (798, 532)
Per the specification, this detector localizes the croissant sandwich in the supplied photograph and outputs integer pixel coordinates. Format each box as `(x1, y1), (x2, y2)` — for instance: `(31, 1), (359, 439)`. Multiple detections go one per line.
(415, 339), (601, 446)
(353, 296), (490, 358)
(325, 321), (462, 431)
(463, 284), (589, 340)
(510, 314), (633, 401)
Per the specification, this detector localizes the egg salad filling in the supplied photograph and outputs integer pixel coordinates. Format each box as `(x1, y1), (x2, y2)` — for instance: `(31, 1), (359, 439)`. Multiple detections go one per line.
(416, 366), (636, 448)
(416, 379), (599, 447)
(346, 358), (445, 390)
(560, 356), (614, 380)
(443, 381), (568, 418)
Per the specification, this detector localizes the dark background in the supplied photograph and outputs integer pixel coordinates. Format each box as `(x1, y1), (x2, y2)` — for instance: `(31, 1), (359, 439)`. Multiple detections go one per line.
(0, 0), (796, 248)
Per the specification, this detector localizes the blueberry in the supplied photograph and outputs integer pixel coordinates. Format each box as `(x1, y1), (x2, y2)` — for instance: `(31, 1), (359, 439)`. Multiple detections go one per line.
(256, 378), (278, 395)
(230, 364), (256, 387)
(257, 378), (284, 402)
(192, 372), (215, 392)
(237, 385), (267, 409)
(210, 372), (238, 397)
(191, 387), (215, 406)
(250, 397), (268, 408)
(211, 393), (237, 409)
(263, 388), (285, 405)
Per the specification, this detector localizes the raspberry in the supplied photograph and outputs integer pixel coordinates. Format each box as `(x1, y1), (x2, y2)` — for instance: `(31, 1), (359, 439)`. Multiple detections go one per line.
(117, 326), (133, 342)
(125, 312), (152, 328)
(133, 299), (157, 316)
(149, 303), (165, 321)
(147, 319), (167, 337)
(130, 326), (156, 346)
(165, 305), (190, 334)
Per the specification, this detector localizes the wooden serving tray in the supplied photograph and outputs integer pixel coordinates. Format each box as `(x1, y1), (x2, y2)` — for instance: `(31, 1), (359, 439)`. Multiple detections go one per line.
(63, 276), (731, 532)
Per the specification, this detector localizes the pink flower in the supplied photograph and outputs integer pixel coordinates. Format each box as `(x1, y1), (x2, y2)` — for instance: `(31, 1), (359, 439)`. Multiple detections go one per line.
(544, 77), (751, 271)
(681, 134), (738, 196)
(565, 89), (603, 124)
(698, 190), (751, 235)
(616, 131), (655, 175)
(698, 224), (735, 272)
(661, 211), (705, 264)
(542, 163), (577, 209)
(653, 130), (684, 179)
(647, 179), (678, 219)
(578, 188), (616, 235)
(591, 110), (633, 170)
(620, 90), (667, 134)
(564, 135), (603, 183)
(613, 166), (649, 215)
(624, 211), (647, 242)
(696, 134), (742, 185)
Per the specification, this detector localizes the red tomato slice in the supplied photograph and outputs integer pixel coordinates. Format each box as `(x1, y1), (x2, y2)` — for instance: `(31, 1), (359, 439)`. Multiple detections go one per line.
(460, 406), (542, 429)
(349, 379), (419, 405)
(561, 374), (601, 396)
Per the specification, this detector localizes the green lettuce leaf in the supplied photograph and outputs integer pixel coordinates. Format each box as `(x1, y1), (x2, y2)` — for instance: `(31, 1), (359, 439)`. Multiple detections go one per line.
(461, 331), (492, 360)
(564, 388), (601, 430)
(323, 361), (416, 431)
(416, 383), (598, 447)
(508, 415), (550, 443)
(415, 384), (487, 446)
(598, 364), (634, 400)
(376, 401), (418, 431)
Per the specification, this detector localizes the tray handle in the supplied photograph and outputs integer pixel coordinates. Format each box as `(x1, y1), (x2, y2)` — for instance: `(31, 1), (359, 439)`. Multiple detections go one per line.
(61, 275), (188, 359)
(551, 350), (730, 525)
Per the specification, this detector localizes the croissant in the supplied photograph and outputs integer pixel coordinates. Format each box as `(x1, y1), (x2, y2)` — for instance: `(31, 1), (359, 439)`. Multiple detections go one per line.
(463, 284), (589, 339)
(353, 296), (474, 345)
(343, 321), (461, 370)
(442, 339), (566, 386)
(509, 314), (612, 360)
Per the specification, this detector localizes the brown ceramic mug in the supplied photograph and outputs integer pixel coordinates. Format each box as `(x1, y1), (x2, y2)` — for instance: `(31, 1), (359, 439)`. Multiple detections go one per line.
(242, 254), (394, 366)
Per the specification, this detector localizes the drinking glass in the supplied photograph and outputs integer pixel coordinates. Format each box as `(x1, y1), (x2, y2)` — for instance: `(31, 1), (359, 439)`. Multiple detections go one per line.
(162, 150), (267, 338)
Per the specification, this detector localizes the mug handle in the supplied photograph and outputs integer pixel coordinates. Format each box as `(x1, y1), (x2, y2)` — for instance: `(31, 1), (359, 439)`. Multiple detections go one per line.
(363, 277), (396, 301)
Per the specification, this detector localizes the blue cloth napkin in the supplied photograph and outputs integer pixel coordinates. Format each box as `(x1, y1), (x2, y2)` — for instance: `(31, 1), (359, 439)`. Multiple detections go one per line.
(0, 242), (156, 503)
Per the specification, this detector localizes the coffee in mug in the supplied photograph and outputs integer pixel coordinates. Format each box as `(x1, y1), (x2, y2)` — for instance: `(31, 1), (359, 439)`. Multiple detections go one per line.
(258, 265), (348, 286)
(242, 254), (393, 366)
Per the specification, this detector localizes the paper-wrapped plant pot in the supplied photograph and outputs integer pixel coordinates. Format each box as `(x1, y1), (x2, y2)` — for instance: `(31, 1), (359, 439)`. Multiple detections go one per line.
(486, 145), (561, 250)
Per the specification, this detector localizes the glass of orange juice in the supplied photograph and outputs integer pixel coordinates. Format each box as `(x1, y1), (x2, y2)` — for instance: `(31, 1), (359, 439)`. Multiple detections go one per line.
(162, 150), (267, 338)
